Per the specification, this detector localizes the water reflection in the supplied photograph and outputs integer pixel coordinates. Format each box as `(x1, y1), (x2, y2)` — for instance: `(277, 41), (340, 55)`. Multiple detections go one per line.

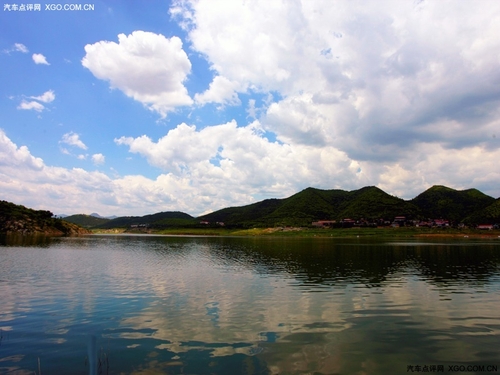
(0, 233), (53, 247)
(0, 235), (500, 374)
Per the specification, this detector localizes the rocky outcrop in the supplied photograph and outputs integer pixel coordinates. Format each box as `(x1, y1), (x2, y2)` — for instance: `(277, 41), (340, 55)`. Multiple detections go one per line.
(0, 200), (91, 236)
(1, 217), (91, 235)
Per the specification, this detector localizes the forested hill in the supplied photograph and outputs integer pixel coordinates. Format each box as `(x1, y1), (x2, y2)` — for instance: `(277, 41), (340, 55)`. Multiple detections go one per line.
(93, 211), (197, 229)
(0, 200), (90, 235)
(198, 185), (499, 227)
(198, 186), (421, 227)
(4, 185), (499, 233)
(410, 185), (495, 222)
(62, 214), (110, 228)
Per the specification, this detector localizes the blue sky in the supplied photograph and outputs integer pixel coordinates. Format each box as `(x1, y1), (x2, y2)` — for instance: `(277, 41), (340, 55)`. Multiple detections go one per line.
(1, 0), (500, 216)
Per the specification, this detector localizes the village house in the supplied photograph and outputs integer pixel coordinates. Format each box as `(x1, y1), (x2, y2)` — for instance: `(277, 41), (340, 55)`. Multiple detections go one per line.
(312, 220), (336, 228)
(477, 224), (494, 230)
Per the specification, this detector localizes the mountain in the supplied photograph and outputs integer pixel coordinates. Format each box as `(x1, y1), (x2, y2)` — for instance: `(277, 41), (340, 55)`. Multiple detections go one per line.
(96, 211), (196, 229)
(196, 198), (283, 227)
(88, 213), (117, 219)
(0, 200), (90, 235)
(4, 185), (496, 234)
(199, 186), (421, 227)
(63, 214), (110, 228)
(335, 186), (421, 220)
(410, 185), (495, 222)
(463, 199), (500, 225)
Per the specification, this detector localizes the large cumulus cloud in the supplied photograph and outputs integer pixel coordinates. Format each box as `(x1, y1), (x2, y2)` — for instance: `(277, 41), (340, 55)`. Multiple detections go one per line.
(82, 31), (193, 117)
(167, 0), (500, 198)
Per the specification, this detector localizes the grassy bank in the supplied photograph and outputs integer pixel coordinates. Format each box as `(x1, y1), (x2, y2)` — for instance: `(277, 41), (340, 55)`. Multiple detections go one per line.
(91, 226), (500, 239)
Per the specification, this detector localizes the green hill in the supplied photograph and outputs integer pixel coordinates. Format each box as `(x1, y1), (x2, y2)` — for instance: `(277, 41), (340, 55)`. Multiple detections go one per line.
(96, 211), (196, 229)
(463, 199), (500, 225)
(196, 198), (283, 227)
(199, 186), (421, 227)
(4, 185), (497, 233)
(336, 186), (421, 220)
(63, 214), (110, 228)
(410, 185), (495, 222)
(0, 200), (90, 235)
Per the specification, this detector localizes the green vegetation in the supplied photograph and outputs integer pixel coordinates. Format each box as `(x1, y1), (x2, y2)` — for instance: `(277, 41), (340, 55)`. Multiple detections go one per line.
(334, 186), (421, 220)
(122, 226), (500, 239)
(5, 184), (498, 237)
(94, 211), (197, 229)
(63, 214), (110, 228)
(200, 186), (424, 227)
(79, 185), (500, 231)
(464, 198), (500, 225)
(0, 200), (89, 235)
(411, 185), (495, 222)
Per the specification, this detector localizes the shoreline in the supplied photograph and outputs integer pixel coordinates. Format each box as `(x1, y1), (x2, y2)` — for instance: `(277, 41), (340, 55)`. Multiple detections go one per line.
(89, 227), (500, 239)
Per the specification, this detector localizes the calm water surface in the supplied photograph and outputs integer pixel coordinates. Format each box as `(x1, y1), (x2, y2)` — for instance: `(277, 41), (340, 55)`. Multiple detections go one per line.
(1, 234), (500, 374)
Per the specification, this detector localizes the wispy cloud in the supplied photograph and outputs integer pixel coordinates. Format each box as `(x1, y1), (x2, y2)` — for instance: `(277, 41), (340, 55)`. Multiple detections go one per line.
(17, 101), (45, 112)
(3, 43), (29, 54)
(16, 90), (55, 112)
(14, 43), (29, 53)
(30, 90), (55, 103)
(60, 132), (87, 150)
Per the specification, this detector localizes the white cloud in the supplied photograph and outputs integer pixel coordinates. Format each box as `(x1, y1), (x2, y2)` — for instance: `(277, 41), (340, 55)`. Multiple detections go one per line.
(16, 90), (55, 112)
(30, 90), (55, 103)
(82, 30), (193, 117)
(0, 129), (209, 216)
(1, 121), (500, 219)
(171, 0), (500, 177)
(32, 53), (50, 65)
(92, 153), (105, 165)
(246, 99), (257, 119)
(3, 43), (29, 54)
(194, 76), (241, 106)
(115, 120), (369, 204)
(0, 129), (44, 171)
(111, 118), (498, 205)
(14, 43), (28, 53)
(376, 143), (500, 200)
(17, 101), (45, 112)
(60, 132), (87, 150)
(4, 2), (500, 217)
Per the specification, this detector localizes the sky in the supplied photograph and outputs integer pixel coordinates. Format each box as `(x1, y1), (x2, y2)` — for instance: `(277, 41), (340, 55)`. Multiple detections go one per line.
(1, 0), (500, 217)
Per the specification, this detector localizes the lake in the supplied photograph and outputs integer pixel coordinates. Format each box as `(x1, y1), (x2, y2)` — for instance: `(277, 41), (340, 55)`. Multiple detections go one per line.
(1, 234), (500, 374)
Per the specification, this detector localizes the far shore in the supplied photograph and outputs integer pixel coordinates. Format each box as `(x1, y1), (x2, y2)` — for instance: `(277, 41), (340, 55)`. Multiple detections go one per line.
(89, 227), (500, 239)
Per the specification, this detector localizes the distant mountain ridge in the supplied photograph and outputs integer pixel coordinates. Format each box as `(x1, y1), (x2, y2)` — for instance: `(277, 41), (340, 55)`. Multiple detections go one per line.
(63, 214), (110, 228)
(12, 184), (498, 231)
(95, 211), (196, 229)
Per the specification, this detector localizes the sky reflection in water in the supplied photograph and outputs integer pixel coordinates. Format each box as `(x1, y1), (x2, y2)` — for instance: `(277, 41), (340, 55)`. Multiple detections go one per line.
(1, 235), (500, 374)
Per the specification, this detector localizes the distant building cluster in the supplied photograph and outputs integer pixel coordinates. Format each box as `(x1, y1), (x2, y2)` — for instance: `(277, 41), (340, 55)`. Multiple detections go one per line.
(200, 221), (225, 226)
(312, 217), (499, 230)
